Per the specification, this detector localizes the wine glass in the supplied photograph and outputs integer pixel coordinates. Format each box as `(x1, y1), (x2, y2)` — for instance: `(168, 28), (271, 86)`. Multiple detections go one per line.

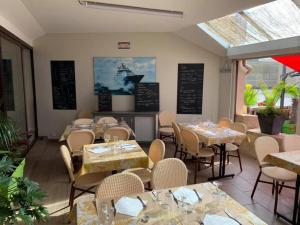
(104, 134), (111, 143)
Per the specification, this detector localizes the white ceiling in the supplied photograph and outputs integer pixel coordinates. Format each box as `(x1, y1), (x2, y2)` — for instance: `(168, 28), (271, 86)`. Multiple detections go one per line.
(20, 0), (272, 33)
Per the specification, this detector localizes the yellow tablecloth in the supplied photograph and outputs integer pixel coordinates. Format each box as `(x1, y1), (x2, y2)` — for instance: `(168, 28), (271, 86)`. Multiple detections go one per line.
(76, 182), (267, 225)
(77, 140), (149, 177)
(180, 123), (246, 146)
(264, 150), (300, 175)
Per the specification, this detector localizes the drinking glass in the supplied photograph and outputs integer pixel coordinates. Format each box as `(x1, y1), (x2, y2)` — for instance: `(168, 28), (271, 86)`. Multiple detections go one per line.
(96, 202), (115, 225)
(104, 134), (110, 143)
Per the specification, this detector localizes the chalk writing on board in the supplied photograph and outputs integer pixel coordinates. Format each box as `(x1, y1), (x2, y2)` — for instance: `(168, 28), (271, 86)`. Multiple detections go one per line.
(135, 83), (159, 112)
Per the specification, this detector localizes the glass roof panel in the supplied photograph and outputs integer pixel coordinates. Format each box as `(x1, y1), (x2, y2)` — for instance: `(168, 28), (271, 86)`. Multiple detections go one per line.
(198, 0), (300, 48)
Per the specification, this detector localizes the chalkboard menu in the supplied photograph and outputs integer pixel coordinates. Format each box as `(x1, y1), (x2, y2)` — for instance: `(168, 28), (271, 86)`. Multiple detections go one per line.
(177, 64), (204, 114)
(98, 89), (112, 112)
(135, 83), (159, 112)
(51, 60), (76, 110)
(2, 59), (15, 111)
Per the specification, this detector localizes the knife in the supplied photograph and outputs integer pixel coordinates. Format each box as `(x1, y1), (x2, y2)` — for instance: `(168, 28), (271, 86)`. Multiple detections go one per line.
(224, 209), (242, 225)
(111, 200), (116, 216)
(137, 196), (147, 209)
(168, 190), (179, 205)
(193, 189), (202, 202)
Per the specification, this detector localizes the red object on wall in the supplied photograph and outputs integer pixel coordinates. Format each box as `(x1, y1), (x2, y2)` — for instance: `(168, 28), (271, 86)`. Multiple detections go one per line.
(272, 55), (300, 72)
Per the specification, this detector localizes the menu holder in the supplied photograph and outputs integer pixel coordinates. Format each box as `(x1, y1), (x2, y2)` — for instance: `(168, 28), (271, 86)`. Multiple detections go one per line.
(135, 83), (159, 112)
(98, 89), (112, 112)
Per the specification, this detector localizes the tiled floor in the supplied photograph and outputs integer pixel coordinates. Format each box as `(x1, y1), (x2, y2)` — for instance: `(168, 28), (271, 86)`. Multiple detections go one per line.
(25, 139), (294, 225)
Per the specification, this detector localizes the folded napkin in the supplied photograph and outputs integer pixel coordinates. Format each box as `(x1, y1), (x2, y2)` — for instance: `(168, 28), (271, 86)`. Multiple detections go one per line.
(115, 197), (146, 217)
(203, 131), (217, 136)
(88, 146), (111, 154)
(120, 143), (137, 151)
(75, 124), (93, 129)
(173, 187), (203, 205)
(203, 214), (239, 225)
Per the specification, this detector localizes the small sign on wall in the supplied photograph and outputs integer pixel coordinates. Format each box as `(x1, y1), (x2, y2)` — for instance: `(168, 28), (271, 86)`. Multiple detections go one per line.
(118, 42), (130, 49)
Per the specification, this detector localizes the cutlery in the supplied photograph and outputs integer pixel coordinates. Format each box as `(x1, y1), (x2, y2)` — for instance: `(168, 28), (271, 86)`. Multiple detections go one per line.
(193, 189), (202, 202)
(137, 196), (147, 208)
(151, 190), (157, 200)
(111, 199), (116, 216)
(168, 190), (179, 205)
(224, 209), (242, 225)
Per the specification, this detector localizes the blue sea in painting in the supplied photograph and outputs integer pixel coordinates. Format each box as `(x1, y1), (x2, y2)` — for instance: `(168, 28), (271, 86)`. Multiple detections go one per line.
(94, 57), (156, 95)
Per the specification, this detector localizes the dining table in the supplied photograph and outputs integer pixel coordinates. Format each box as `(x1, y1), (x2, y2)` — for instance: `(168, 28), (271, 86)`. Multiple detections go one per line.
(76, 182), (267, 225)
(179, 123), (247, 180)
(59, 121), (135, 142)
(77, 140), (151, 177)
(264, 150), (300, 225)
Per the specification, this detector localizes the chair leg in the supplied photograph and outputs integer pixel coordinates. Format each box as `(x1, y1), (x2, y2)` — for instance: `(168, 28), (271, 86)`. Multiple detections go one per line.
(194, 159), (198, 184)
(227, 153), (230, 164)
(274, 181), (279, 213)
(237, 149), (243, 172)
(279, 182), (284, 194)
(69, 184), (76, 210)
(272, 180), (275, 195)
(174, 144), (178, 158)
(211, 156), (215, 178)
(251, 171), (262, 198)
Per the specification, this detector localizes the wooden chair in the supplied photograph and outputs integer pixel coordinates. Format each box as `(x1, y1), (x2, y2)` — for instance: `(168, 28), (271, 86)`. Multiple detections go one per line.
(73, 118), (94, 125)
(181, 128), (215, 183)
(96, 173), (144, 200)
(151, 158), (188, 190)
(226, 122), (247, 172)
(60, 145), (106, 210)
(104, 127), (130, 141)
(96, 117), (118, 124)
(218, 117), (233, 128)
(251, 136), (296, 213)
(124, 139), (165, 188)
(172, 122), (183, 158)
(159, 111), (176, 142)
(67, 130), (95, 157)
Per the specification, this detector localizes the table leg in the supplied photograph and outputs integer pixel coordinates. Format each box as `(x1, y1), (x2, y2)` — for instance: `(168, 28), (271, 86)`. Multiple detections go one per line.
(208, 143), (234, 181)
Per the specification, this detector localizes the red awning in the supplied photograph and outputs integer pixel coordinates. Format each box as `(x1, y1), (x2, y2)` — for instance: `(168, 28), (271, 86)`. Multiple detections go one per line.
(272, 55), (300, 72)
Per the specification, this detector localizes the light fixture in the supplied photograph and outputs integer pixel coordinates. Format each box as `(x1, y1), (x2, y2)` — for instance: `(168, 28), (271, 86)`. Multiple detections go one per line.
(78, 0), (183, 18)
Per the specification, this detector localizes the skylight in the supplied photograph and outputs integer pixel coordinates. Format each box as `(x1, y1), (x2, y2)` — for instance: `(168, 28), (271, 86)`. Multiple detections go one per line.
(198, 0), (300, 48)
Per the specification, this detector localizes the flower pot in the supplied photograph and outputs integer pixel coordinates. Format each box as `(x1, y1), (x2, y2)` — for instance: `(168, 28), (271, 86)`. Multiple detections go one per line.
(257, 113), (285, 135)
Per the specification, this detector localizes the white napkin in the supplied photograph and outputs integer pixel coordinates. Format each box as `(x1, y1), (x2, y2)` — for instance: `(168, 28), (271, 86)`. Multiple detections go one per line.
(121, 143), (137, 151)
(203, 131), (217, 136)
(173, 187), (203, 205)
(203, 214), (239, 225)
(88, 146), (111, 154)
(115, 197), (146, 217)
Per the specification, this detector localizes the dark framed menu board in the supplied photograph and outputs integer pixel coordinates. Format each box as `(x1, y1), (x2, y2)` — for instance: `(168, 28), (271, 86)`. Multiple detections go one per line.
(51, 60), (76, 110)
(98, 89), (112, 112)
(135, 83), (159, 112)
(2, 59), (15, 111)
(177, 63), (204, 114)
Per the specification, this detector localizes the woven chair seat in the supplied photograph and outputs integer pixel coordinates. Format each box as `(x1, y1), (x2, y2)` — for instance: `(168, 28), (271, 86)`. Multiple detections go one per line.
(225, 143), (238, 152)
(262, 166), (296, 182)
(124, 168), (151, 183)
(159, 127), (174, 134)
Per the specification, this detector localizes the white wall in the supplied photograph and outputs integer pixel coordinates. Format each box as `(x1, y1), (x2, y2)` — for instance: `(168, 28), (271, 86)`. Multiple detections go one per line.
(33, 33), (221, 138)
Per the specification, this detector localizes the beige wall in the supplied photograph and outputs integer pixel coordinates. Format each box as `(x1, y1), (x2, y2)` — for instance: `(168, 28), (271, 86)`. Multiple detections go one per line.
(33, 33), (221, 138)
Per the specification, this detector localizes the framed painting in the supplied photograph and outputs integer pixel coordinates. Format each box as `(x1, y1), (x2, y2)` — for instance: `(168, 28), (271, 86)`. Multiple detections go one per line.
(94, 57), (156, 95)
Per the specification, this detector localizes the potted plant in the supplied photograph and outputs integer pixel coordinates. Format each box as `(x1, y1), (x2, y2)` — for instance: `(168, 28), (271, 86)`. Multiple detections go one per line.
(257, 81), (300, 135)
(244, 84), (258, 114)
(0, 156), (48, 225)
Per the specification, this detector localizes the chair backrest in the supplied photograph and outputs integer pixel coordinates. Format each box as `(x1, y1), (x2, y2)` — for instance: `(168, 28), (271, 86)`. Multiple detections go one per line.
(148, 139), (165, 164)
(60, 145), (75, 182)
(230, 122), (247, 134)
(282, 134), (300, 152)
(159, 111), (176, 127)
(151, 158), (188, 189)
(77, 111), (92, 119)
(104, 127), (130, 141)
(254, 136), (279, 166)
(180, 128), (199, 155)
(73, 118), (94, 125)
(218, 117), (232, 128)
(172, 122), (182, 146)
(67, 130), (95, 152)
(96, 173), (144, 200)
(97, 117), (118, 124)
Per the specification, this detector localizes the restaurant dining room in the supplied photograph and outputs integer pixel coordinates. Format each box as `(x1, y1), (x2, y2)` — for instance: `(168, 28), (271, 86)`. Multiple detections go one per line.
(1, 0), (300, 225)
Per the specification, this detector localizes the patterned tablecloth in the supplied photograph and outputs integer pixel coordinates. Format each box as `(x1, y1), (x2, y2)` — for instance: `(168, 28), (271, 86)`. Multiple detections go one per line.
(77, 140), (149, 176)
(264, 150), (300, 175)
(59, 122), (135, 142)
(179, 123), (247, 146)
(76, 182), (267, 225)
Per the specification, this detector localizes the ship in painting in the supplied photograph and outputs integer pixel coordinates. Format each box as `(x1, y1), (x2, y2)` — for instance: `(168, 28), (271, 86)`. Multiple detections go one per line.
(115, 63), (144, 86)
